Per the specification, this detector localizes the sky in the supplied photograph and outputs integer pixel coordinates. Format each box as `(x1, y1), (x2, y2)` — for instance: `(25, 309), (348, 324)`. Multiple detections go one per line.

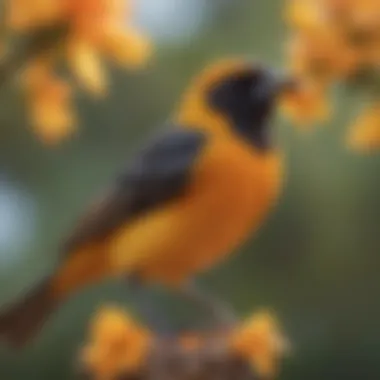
(136, 0), (211, 43)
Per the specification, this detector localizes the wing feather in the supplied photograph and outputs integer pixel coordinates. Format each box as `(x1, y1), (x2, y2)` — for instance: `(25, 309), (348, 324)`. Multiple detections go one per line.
(63, 128), (207, 254)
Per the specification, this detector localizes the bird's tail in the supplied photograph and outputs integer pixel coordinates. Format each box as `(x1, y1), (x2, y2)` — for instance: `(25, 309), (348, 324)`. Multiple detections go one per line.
(0, 246), (110, 348)
(0, 277), (57, 348)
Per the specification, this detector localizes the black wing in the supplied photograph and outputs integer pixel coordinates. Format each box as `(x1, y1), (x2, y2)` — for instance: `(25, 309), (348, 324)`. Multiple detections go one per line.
(63, 127), (207, 253)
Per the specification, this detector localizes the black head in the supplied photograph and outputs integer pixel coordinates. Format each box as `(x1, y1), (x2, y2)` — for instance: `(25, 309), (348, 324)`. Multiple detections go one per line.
(208, 65), (286, 150)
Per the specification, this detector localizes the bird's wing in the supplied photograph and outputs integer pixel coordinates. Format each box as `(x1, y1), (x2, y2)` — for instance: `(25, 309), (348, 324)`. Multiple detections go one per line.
(63, 127), (207, 254)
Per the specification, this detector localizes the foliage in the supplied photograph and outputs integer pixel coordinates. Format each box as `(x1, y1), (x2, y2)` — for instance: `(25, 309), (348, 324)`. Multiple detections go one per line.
(283, 0), (380, 151)
(2, 0), (151, 143)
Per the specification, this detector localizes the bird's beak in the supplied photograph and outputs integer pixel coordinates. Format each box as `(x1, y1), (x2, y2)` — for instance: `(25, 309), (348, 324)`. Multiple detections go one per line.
(251, 68), (297, 103)
(276, 75), (298, 95)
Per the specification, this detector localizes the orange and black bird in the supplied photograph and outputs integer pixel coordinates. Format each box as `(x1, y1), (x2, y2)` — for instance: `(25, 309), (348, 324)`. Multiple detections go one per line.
(0, 58), (288, 347)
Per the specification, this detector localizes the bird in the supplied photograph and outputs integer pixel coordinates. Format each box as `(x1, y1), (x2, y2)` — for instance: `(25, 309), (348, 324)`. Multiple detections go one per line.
(0, 58), (289, 347)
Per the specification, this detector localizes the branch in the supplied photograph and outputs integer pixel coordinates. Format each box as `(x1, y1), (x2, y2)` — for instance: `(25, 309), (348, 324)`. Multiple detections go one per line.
(117, 339), (258, 380)
(76, 308), (289, 380)
(0, 24), (68, 87)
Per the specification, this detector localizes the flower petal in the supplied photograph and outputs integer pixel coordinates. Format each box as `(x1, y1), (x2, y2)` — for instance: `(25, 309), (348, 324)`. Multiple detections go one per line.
(67, 38), (107, 96)
(347, 103), (380, 152)
(280, 81), (331, 126)
(30, 97), (76, 145)
(100, 26), (152, 68)
(22, 59), (75, 144)
(80, 307), (152, 380)
(7, 0), (64, 31)
(230, 311), (289, 378)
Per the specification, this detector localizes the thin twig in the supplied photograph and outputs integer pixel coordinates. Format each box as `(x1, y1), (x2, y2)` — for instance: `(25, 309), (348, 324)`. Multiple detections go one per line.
(77, 335), (260, 380)
(0, 24), (68, 87)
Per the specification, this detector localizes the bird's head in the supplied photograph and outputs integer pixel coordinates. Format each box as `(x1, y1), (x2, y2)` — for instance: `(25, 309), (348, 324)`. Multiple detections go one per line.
(176, 58), (292, 150)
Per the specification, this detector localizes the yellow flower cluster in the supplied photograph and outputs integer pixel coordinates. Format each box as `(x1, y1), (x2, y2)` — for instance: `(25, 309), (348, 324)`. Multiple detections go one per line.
(80, 307), (152, 380)
(79, 307), (288, 380)
(230, 311), (289, 378)
(6, 0), (151, 144)
(283, 0), (380, 151)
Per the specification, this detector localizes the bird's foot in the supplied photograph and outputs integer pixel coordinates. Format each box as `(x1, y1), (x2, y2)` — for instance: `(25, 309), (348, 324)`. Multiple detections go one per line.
(126, 275), (173, 335)
(181, 282), (238, 330)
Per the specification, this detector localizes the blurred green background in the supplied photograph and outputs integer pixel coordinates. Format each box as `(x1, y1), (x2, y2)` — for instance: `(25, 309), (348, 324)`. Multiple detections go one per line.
(1, 1), (380, 379)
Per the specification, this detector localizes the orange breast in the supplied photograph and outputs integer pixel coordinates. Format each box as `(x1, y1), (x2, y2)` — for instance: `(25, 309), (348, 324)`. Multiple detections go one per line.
(110, 136), (283, 285)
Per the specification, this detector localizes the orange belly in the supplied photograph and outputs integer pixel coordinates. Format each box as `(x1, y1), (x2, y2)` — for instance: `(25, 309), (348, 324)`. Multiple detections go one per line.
(109, 136), (283, 285)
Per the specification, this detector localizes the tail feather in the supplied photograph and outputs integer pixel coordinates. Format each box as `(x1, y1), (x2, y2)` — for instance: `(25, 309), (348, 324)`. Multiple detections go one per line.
(0, 278), (57, 348)
(0, 247), (109, 348)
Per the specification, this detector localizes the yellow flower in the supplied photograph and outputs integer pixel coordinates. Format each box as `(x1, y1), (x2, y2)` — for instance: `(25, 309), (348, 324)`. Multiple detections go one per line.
(6, 0), (151, 143)
(284, 0), (380, 133)
(280, 81), (331, 127)
(99, 25), (152, 69)
(285, 0), (326, 33)
(80, 307), (152, 380)
(287, 22), (361, 80)
(347, 102), (380, 152)
(65, 0), (152, 84)
(67, 38), (107, 96)
(23, 58), (75, 144)
(80, 307), (289, 380)
(7, 0), (64, 31)
(230, 311), (289, 379)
